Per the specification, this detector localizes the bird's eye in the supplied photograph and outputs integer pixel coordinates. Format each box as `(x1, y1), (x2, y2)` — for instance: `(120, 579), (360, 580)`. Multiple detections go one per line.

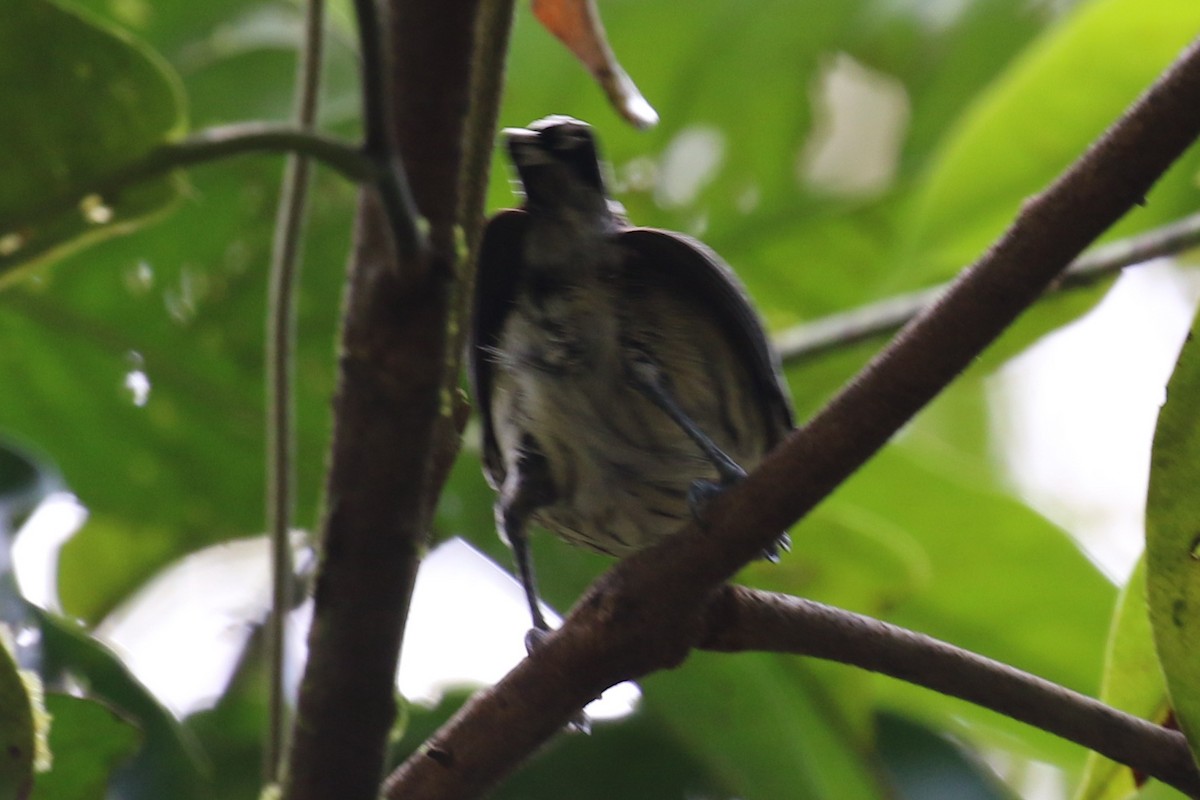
(548, 128), (587, 152)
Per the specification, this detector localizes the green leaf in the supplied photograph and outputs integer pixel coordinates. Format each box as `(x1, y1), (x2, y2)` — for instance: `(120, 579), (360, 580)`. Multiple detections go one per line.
(832, 401), (1114, 766)
(0, 0), (186, 278)
(1146, 307), (1200, 767)
(1075, 558), (1179, 800)
(31, 694), (140, 800)
(908, 0), (1200, 275)
(0, 631), (37, 800)
(842, 444), (1113, 697)
(644, 651), (891, 800)
(0, 160), (354, 621)
(0, 0), (355, 622)
(878, 713), (1016, 800)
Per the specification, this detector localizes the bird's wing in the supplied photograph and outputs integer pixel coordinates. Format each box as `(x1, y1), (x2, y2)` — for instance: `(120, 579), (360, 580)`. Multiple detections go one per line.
(617, 227), (795, 440)
(470, 208), (530, 488)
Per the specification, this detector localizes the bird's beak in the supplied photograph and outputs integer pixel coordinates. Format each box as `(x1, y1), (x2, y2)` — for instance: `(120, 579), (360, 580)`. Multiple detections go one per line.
(502, 127), (553, 169)
(500, 127), (538, 143)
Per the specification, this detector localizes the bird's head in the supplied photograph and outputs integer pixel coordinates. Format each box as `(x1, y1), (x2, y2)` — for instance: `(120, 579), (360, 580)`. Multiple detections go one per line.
(503, 116), (612, 218)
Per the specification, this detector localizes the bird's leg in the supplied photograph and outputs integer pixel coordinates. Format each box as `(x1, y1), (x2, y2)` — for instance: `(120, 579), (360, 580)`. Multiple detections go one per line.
(625, 353), (747, 514)
(496, 440), (556, 652)
(498, 505), (550, 645)
(626, 352), (790, 560)
(497, 446), (593, 733)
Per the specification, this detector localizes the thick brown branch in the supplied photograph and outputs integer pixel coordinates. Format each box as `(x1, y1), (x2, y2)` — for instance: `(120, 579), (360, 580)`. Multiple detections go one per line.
(383, 36), (1200, 800)
(281, 2), (481, 799)
(703, 587), (1200, 796)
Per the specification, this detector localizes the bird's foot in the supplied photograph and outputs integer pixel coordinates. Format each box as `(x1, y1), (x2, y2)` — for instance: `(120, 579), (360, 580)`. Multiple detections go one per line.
(688, 476), (789, 561)
(524, 625), (551, 656)
(686, 463), (747, 523)
(523, 626), (593, 735)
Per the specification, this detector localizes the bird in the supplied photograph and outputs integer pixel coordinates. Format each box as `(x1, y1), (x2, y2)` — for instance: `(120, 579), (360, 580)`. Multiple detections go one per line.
(469, 115), (794, 644)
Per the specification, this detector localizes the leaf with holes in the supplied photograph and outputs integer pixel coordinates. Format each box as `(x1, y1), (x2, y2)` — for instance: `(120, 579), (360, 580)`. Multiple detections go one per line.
(0, 0), (186, 280)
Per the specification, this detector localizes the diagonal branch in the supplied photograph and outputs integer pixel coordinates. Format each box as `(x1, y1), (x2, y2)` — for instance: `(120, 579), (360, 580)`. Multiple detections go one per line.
(383, 35), (1200, 800)
(702, 586), (1200, 796)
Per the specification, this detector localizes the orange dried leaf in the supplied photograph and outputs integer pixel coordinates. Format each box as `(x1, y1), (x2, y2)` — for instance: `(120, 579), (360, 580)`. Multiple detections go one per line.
(531, 0), (658, 129)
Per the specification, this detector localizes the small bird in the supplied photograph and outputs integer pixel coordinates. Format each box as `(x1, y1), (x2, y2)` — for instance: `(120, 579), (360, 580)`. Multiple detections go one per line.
(470, 116), (794, 642)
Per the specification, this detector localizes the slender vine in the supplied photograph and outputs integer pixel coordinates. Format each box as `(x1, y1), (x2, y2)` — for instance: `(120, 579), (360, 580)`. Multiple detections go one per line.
(264, 0), (327, 783)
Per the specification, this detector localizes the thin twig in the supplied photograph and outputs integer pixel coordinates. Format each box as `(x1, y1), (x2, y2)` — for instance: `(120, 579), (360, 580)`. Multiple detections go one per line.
(448, 0), (518, 366)
(703, 587), (1200, 797)
(458, 0), (518, 260)
(264, 0), (326, 783)
(133, 125), (372, 183)
(2, 124), (371, 240)
(382, 36), (1200, 800)
(776, 211), (1200, 364)
(351, 0), (425, 260)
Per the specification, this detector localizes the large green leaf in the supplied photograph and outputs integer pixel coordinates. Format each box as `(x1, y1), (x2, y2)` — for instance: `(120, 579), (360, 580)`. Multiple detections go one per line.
(826, 405), (1114, 767)
(1146, 303), (1200, 767)
(0, 0), (186, 278)
(908, 0), (1200, 276)
(0, 0), (358, 620)
(1, 160), (354, 621)
(837, 424), (1112, 694)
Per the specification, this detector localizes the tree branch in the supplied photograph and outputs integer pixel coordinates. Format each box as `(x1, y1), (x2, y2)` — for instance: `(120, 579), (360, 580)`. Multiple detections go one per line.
(280, 1), (482, 799)
(702, 586), (1200, 796)
(382, 35), (1200, 800)
(775, 209), (1200, 365)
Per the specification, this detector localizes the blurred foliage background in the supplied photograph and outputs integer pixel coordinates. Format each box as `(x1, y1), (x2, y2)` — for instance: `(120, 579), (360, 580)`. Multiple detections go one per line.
(2, 0), (1200, 797)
